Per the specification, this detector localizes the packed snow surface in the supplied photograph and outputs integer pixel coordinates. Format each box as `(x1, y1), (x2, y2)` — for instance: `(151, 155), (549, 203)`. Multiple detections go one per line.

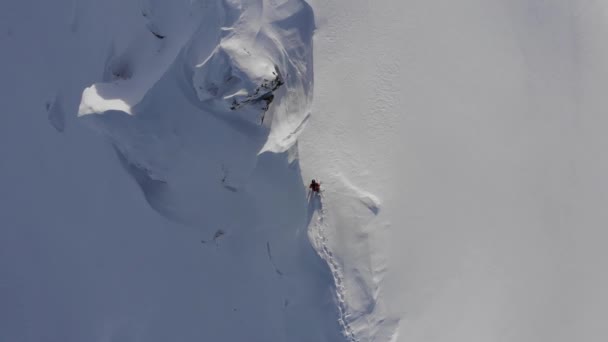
(3, 0), (608, 341)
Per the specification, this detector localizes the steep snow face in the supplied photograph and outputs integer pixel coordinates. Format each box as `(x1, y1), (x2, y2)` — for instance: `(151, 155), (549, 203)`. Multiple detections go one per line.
(8, 0), (608, 341)
(75, 0), (350, 341)
(1, 0), (349, 341)
(78, 0), (315, 225)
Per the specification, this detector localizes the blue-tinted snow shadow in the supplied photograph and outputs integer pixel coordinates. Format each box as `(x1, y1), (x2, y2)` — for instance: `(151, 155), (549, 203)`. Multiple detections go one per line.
(76, 0), (346, 339)
(251, 151), (348, 342)
(89, 112), (347, 341)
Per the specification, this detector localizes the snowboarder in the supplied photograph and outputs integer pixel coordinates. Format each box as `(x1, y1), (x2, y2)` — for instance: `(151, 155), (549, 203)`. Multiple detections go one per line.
(309, 179), (321, 193)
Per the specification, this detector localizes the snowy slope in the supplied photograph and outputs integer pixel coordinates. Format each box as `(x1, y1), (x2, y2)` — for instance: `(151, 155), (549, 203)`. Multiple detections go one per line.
(78, 0), (315, 227)
(3, 0), (608, 342)
(302, 0), (608, 341)
(0, 1), (344, 341)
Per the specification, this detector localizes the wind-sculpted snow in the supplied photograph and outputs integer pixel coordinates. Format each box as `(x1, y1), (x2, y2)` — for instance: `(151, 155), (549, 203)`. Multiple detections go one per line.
(76, 0), (393, 341)
(76, 0), (359, 341)
(79, 0), (314, 225)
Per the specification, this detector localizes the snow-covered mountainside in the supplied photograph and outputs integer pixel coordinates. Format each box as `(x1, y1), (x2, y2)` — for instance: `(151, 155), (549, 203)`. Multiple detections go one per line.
(1, 0), (345, 341)
(78, 0), (315, 227)
(2, 0), (608, 341)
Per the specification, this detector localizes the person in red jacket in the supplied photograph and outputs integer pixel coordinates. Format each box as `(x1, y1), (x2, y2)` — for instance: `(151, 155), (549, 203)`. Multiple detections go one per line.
(309, 179), (321, 193)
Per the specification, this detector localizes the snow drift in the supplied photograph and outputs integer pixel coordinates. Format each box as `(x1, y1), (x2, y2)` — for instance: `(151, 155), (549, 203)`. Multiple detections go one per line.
(7, 0), (607, 341)
(78, 0), (315, 226)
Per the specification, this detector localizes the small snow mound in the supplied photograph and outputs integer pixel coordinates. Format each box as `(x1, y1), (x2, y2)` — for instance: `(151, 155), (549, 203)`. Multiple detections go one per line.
(354, 188), (381, 216)
(79, 84), (134, 115)
(337, 174), (382, 215)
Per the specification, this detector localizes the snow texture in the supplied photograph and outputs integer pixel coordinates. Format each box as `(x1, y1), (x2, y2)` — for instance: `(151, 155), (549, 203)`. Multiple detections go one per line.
(0, 0), (346, 341)
(3, 0), (608, 341)
(301, 0), (608, 341)
(78, 0), (315, 227)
